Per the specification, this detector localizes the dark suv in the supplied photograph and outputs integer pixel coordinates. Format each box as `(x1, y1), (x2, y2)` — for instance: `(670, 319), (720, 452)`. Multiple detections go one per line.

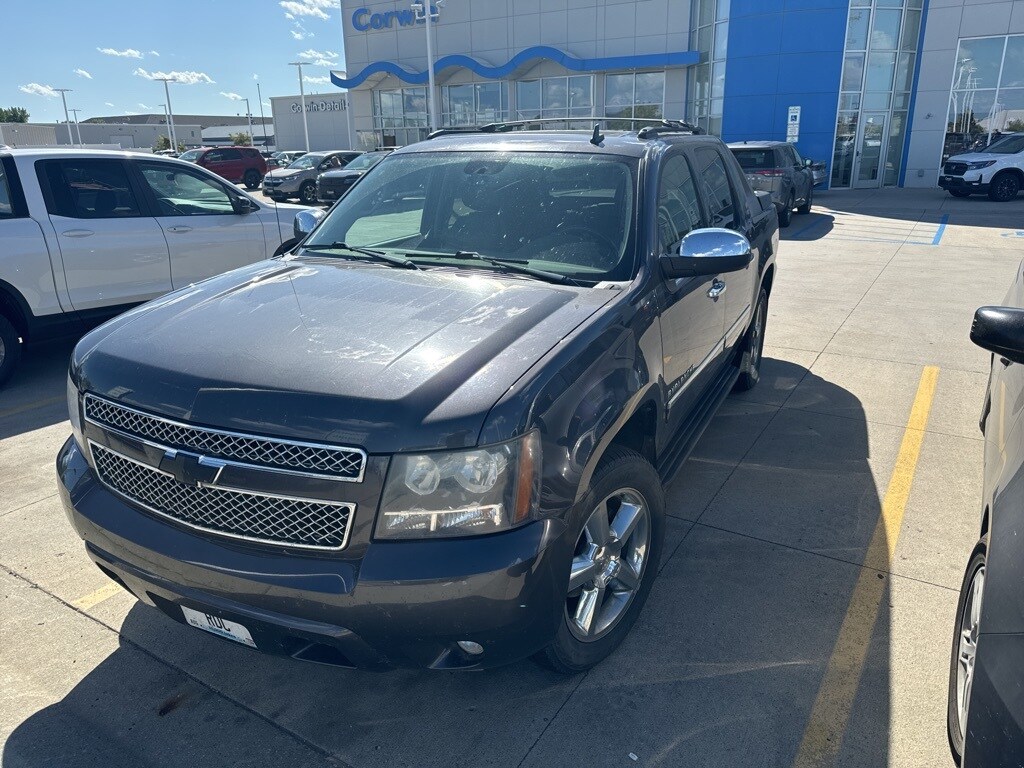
(180, 146), (267, 189)
(59, 122), (779, 673)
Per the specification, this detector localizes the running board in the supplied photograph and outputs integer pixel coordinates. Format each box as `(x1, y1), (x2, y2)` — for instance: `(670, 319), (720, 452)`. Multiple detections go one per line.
(656, 361), (741, 486)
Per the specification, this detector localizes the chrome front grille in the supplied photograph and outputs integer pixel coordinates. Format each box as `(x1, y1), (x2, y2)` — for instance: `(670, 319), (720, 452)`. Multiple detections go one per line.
(84, 395), (365, 481)
(90, 443), (354, 550)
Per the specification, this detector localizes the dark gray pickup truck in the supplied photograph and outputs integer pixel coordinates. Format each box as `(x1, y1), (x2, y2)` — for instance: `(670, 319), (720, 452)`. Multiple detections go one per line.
(58, 121), (779, 673)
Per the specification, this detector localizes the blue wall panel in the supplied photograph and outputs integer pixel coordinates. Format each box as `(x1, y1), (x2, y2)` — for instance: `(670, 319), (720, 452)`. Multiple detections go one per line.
(722, 1), (848, 187)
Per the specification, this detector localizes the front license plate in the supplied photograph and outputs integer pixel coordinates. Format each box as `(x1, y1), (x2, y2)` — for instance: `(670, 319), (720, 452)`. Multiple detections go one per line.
(181, 606), (256, 648)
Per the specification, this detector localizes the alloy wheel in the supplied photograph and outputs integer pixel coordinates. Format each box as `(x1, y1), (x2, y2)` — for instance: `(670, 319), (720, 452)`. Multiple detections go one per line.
(956, 564), (985, 740)
(566, 489), (651, 642)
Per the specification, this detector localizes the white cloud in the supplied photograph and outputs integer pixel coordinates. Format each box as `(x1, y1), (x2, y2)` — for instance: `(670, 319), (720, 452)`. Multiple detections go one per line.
(18, 82), (58, 98)
(104, 102), (115, 107)
(134, 68), (215, 85)
(74, 68), (92, 79)
(280, 0), (334, 20)
(304, 75), (330, 84)
(149, 50), (160, 56)
(291, 29), (305, 40)
(220, 91), (243, 101)
(296, 48), (338, 67)
(138, 103), (152, 110)
(262, 101), (271, 108)
(252, 73), (259, 81)
(97, 47), (143, 59)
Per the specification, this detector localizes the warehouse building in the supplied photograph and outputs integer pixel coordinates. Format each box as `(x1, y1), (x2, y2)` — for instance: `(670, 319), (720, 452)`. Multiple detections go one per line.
(329, 0), (1024, 189)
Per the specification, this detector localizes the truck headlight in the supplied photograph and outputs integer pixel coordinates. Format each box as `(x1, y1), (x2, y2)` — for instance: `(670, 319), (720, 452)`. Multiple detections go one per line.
(966, 160), (997, 170)
(67, 374), (84, 450)
(376, 432), (541, 539)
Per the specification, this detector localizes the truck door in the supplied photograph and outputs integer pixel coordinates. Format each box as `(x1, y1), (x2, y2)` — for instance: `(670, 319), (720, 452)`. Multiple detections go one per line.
(656, 152), (727, 425)
(38, 158), (171, 313)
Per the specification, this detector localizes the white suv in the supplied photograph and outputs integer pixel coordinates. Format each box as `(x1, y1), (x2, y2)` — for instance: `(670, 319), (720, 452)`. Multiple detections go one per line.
(939, 133), (1024, 201)
(0, 149), (310, 386)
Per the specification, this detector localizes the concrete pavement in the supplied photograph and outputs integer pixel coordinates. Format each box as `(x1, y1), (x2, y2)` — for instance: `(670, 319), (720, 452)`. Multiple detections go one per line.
(2, 187), (1022, 767)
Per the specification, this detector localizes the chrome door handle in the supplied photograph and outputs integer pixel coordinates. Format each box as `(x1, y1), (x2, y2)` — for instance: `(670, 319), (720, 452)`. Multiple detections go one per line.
(61, 229), (93, 237)
(166, 226), (193, 233)
(707, 280), (726, 299)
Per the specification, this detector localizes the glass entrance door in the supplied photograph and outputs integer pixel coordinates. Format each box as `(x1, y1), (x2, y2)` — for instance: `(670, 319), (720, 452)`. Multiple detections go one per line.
(854, 112), (888, 188)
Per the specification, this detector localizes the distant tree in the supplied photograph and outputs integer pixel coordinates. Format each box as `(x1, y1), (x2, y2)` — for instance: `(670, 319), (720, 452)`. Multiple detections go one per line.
(1006, 119), (1024, 132)
(154, 135), (171, 151)
(230, 132), (251, 146)
(0, 106), (29, 123)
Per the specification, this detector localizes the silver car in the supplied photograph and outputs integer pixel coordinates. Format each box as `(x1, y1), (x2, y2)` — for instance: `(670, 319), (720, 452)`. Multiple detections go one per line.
(728, 141), (816, 227)
(262, 151), (362, 204)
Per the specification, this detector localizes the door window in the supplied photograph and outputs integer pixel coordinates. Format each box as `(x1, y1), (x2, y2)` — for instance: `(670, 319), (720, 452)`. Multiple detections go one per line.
(656, 155), (703, 252)
(41, 160), (142, 219)
(138, 163), (236, 216)
(0, 165), (14, 218)
(693, 148), (738, 230)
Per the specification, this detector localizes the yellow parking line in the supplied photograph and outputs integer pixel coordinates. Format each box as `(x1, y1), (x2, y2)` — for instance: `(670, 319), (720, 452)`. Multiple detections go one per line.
(0, 395), (65, 420)
(70, 582), (125, 611)
(793, 365), (939, 768)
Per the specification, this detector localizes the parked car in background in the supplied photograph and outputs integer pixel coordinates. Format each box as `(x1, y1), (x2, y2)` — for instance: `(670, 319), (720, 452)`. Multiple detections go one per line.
(315, 149), (392, 203)
(939, 132), (1024, 202)
(274, 150), (306, 165)
(263, 151), (362, 204)
(0, 148), (309, 385)
(59, 122), (779, 675)
(177, 146), (267, 190)
(809, 160), (827, 186)
(728, 141), (815, 227)
(947, 288), (1024, 765)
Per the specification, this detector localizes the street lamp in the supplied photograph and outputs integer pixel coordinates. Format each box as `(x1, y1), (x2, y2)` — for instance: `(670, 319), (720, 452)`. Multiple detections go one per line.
(68, 108), (84, 146)
(225, 94), (254, 145)
(155, 77), (178, 150)
(54, 88), (74, 145)
(158, 103), (174, 149)
(411, 0), (444, 133)
(289, 62), (311, 152)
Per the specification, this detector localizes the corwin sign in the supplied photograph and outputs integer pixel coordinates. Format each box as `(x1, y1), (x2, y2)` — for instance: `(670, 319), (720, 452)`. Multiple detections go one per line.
(291, 99), (347, 113)
(351, 6), (438, 31)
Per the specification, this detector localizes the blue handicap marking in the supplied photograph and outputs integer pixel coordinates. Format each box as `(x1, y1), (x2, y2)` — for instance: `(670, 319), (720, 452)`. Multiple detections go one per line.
(1001, 231), (1024, 238)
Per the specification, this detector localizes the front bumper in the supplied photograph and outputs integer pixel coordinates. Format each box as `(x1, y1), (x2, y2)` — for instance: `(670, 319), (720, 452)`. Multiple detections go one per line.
(57, 437), (568, 670)
(939, 174), (989, 193)
(963, 632), (1024, 766)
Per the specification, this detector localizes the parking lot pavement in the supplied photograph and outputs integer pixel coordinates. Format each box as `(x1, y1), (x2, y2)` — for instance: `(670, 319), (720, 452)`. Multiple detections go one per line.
(2, 188), (1022, 767)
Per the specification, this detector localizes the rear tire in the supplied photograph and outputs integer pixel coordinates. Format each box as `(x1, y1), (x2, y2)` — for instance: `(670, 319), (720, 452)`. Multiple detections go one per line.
(947, 536), (988, 765)
(0, 314), (23, 388)
(735, 287), (768, 392)
(949, 190), (971, 199)
(778, 193), (793, 227)
(988, 172), (1020, 202)
(243, 169), (262, 190)
(533, 446), (665, 674)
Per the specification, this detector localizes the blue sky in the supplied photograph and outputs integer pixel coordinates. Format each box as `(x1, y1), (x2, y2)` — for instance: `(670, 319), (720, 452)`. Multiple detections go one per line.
(2, 0), (347, 123)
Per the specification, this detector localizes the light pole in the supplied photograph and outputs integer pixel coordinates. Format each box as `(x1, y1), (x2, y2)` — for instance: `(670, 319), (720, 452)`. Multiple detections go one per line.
(256, 79), (270, 149)
(68, 108), (84, 146)
(54, 88), (74, 145)
(289, 62), (311, 151)
(158, 103), (174, 149)
(411, 1), (443, 133)
(156, 77), (178, 150)
(243, 97), (253, 146)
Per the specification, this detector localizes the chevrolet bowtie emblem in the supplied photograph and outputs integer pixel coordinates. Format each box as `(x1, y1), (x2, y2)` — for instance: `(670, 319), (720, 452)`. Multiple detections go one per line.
(158, 449), (227, 488)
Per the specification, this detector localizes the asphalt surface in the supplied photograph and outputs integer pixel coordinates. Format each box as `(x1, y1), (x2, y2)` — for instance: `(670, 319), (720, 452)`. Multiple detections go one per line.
(2, 188), (1022, 768)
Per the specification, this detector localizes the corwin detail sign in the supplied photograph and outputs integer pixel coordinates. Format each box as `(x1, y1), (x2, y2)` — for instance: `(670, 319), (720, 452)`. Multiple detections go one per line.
(352, 5), (439, 31)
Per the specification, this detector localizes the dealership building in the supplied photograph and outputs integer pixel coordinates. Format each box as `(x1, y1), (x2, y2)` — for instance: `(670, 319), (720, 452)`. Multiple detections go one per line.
(321, 0), (1024, 189)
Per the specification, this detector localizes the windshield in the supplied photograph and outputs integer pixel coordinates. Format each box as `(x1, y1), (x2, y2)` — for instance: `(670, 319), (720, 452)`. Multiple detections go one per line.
(177, 149), (203, 163)
(982, 134), (1024, 154)
(302, 151), (638, 283)
(344, 152), (385, 171)
(288, 153), (326, 169)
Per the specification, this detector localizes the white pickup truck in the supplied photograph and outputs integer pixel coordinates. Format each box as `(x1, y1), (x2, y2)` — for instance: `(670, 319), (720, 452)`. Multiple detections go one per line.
(0, 148), (309, 385)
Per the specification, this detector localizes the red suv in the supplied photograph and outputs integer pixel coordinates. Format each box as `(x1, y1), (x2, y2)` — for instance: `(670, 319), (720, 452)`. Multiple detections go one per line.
(179, 146), (267, 189)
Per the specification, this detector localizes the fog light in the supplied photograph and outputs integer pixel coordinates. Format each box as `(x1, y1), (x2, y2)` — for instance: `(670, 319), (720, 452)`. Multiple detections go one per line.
(457, 640), (483, 655)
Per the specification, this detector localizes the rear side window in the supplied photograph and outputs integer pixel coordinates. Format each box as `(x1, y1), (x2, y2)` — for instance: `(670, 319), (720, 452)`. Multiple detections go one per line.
(732, 149), (775, 170)
(0, 164), (14, 218)
(41, 159), (142, 219)
(657, 155), (703, 252)
(693, 148), (737, 230)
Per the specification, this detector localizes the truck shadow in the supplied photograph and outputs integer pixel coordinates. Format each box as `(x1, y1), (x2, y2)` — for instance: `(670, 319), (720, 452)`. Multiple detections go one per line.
(0, 338), (76, 440)
(4, 359), (897, 768)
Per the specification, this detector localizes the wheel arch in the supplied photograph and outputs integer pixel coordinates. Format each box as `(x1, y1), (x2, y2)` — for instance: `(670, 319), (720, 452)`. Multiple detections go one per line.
(0, 279), (31, 340)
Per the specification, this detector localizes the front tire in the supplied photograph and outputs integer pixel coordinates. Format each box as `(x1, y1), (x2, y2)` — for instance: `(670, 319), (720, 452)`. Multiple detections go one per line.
(534, 447), (665, 674)
(988, 172), (1020, 202)
(948, 536), (988, 765)
(0, 314), (23, 388)
(735, 287), (768, 392)
(299, 181), (317, 204)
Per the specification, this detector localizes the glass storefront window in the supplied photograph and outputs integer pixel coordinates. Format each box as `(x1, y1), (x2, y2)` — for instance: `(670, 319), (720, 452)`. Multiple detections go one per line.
(516, 76), (592, 123)
(865, 52), (897, 92)
(1001, 37), (1024, 87)
(871, 9), (902, 50)
(687, 0), (727, 134)
(847, 8), (870, 50)
(606, 72), (665, 125)
(955, 38), (1006, 90)
(374, 87), (428, 147)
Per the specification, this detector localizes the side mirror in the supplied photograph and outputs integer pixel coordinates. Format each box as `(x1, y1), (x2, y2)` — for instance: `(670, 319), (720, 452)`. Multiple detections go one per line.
(804, 158), (813, 167)
(232, 196), (259, 215)
(293, 208), (327, 239)
(660, 228), (752, 279)
(971, 306), (1024, 365)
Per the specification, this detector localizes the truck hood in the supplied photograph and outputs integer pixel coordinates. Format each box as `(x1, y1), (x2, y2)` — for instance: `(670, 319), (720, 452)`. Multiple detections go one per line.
(73, 259), (616, 454)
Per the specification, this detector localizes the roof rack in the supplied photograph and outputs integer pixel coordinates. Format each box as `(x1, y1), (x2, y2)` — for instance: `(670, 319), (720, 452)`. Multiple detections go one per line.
(425, 117), (704, 140)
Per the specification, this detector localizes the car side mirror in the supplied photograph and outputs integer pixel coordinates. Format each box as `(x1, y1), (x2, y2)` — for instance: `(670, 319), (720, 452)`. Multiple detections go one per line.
(971, 306), (1024, 365)
(804, 158), (813, 167)
(660, 228), (752, 279)
(293, 208), (327, 239)
(232, 196), (259, 215)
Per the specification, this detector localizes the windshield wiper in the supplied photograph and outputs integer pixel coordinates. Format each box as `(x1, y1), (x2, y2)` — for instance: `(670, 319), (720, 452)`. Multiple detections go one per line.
(302, 242), (420, 270)
(404, 249), (577, 285)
